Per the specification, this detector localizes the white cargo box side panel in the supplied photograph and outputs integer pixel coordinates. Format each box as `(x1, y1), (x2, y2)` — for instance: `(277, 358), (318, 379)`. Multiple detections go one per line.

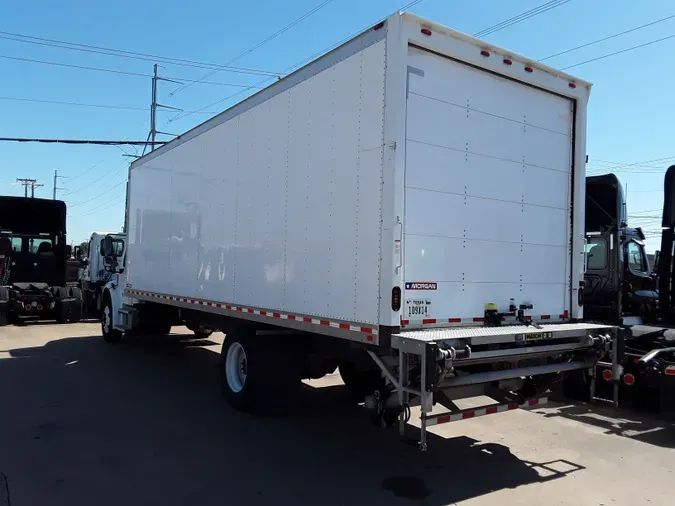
(402, 45), (574, 324)
(127, 33), (387, 326)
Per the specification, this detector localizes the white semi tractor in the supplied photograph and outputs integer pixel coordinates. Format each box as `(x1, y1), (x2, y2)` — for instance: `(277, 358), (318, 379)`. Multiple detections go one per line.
(98, 12), (617, 449)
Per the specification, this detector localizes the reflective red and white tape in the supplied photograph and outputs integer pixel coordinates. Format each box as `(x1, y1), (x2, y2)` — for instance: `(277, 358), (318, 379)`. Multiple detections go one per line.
(401, 312), (569, 326)
(425, 397), (548, 426)
(125, 289), (377, 342)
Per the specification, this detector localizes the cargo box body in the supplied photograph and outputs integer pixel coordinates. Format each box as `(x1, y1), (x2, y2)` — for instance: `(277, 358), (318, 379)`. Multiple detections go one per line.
(126, 13), (590, 343)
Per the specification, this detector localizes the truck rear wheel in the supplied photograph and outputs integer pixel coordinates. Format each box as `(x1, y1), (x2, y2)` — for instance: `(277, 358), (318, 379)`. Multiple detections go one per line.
(220, 329), (299, 414)
(0, 286), (9, 327)
(339, 362), (383, 401)
(101, 294), (122, 343)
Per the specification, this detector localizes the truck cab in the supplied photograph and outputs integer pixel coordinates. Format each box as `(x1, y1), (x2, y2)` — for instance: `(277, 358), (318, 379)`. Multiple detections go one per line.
(584, 174), (658, 325)
(0, 197), (82, 325)
(79, 231), (125, 316)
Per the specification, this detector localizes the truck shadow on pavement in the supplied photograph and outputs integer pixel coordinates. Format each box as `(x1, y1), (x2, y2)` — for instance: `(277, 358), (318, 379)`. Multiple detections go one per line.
(0, 334), (583, 506)
(536, 401), (675, 449)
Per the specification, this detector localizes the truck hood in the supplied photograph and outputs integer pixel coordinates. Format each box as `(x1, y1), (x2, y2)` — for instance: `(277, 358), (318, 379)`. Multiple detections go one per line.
(586, 174), (626, 232)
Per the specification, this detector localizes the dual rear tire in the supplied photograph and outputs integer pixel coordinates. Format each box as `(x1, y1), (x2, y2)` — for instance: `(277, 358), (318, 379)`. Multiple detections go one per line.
(220, 328), (300, 414)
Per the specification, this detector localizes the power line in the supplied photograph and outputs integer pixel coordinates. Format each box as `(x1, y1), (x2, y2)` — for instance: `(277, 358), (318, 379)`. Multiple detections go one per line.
(539, 13), (675, 61)
(473, 0), (571, 38)
(0, 54), (267, 88)
(68, 180), (127, 207)
(63, 165), (124, 196)
(0, 95), (147, 112)
(169, 0), (427, 123)
(0, 31), (280, 77)
(171, 0), (338, 96)
(0, 137), (167, 145)
(561, 33), (675, 70)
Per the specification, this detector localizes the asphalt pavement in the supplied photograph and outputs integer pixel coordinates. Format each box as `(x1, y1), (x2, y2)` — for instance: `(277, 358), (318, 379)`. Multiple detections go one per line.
(0, 322), (674, 506)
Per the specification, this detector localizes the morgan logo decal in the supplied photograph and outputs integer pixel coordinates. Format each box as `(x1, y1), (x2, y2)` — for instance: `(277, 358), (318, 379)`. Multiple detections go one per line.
(405, 282), (437, 290)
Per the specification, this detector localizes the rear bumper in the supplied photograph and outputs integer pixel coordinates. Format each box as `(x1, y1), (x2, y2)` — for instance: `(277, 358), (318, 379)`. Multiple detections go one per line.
(393, 322), (614, 355)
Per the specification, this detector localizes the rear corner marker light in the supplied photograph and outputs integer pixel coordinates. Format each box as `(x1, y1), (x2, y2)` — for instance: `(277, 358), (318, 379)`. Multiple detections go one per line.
(524, 66), (533, 73)
(623, 373), (636, 386)
(503, 59), (513, 65)
(392, 286), (401, 311)
(569, 82), (577, 89)
(480, 50), (490, 57)
(602, 369), (613, 381)
(665, 366), (675, 376)
(373, 21), (384, 31)
(421, 28), (432, 36)
(36, 304), (43, 311)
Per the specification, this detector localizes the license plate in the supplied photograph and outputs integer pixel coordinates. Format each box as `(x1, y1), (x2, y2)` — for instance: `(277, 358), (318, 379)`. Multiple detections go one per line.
(405, 298), (432, 318)
(525, 332), (553, 341)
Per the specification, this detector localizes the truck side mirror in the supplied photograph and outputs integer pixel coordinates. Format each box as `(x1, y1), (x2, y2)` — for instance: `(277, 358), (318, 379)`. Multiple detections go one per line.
(73, 246), (82, 259)
(102, 235), (115, 257)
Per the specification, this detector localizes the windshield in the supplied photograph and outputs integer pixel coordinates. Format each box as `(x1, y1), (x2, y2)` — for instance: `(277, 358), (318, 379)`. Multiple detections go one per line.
(3, 234), (56, 255)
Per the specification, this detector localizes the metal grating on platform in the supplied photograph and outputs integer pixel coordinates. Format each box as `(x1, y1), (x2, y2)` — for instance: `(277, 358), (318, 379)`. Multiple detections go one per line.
(395, 323), (612, 342)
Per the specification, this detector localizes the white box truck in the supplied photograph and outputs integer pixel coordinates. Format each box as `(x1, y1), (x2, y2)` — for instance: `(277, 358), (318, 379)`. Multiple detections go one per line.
(99, 12), (617, 449)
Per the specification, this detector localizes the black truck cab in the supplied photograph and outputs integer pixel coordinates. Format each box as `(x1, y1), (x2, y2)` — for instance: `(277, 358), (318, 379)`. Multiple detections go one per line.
(584, 174), (658, 325)
(0, 197), (82, 325)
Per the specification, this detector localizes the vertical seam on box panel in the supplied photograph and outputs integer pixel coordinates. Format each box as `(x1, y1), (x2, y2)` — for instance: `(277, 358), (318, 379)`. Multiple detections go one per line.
(304, 83), (311, 310)
(354, 51), (364, 321)
(327, 65), (335, 313)
(266, 103), (271, 309)
(283, 91), (290, 308)
(376, 40), (386, 324)
(233, 116), (240, 299)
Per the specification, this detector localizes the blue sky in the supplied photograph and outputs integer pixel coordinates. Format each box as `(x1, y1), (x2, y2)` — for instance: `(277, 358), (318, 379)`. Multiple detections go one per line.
(1, 0), (673, 250)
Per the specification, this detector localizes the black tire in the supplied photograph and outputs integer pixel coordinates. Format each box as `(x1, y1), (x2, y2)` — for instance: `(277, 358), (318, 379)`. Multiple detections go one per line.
(187, 323), (213, 339)
(339, 362), (383, 401)
(101, 292), (122, 343)
(0, 286), (9, 327)
(562, 369), (591, 402)
(220, 328), (299, 414)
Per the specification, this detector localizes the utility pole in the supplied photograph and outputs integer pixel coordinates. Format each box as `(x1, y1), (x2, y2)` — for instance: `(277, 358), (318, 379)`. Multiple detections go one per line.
(53, 169), (67, 199)
(15, 178), (43, 198)
(149, 64), (181, 153)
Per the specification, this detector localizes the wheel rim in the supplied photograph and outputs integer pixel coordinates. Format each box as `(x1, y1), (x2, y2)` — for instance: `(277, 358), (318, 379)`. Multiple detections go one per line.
(102, 305), (111, 334)
(225, 342), (247, 393)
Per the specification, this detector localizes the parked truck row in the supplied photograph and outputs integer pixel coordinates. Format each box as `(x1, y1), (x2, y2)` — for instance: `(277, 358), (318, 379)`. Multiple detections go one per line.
(86, 12), (618, 450)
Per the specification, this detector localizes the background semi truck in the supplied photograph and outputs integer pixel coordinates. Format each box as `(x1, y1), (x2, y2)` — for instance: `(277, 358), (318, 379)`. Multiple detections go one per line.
(98, 12), (616, 449)
(0, 197), (83, 325)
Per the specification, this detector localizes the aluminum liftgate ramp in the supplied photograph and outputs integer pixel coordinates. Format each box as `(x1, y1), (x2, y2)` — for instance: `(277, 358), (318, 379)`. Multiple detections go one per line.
(368, 322), (618, 451)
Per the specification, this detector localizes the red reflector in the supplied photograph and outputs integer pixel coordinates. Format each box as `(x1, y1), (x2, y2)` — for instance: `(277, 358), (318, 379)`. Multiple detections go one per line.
(421, 28), (432, 36)
(473, 317), (484, 322)
(623, 373), (636, 386)
(303, 317), (312, 323)
(503, 59), (512, 65)
(602, 369), (613, 381)
(392, 286), (401, 312)
(422, 318), (436, 324)
(25, 304), (31, 311)
(524, 66), (533, 73)
(540, 315), (551, 320)
(448, 318), (461, 323)
(36, 305), (43, 311)
(339, 323), (350, 330)
(373, 22), (384, 31)
(569, 82), (577, 89)
(480, 50), (490, 57)
(665, 366), (675, 376)
(401, 319), (410, 325)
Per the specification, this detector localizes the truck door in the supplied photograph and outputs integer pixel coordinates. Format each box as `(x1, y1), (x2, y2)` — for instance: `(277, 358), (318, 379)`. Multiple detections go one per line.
(584, 231), (621, 322)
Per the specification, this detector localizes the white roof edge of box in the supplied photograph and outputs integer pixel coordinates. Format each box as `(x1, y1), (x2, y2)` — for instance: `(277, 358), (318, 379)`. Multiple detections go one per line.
(130, 11), (591, 171)
(399, 11), (592, 88)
